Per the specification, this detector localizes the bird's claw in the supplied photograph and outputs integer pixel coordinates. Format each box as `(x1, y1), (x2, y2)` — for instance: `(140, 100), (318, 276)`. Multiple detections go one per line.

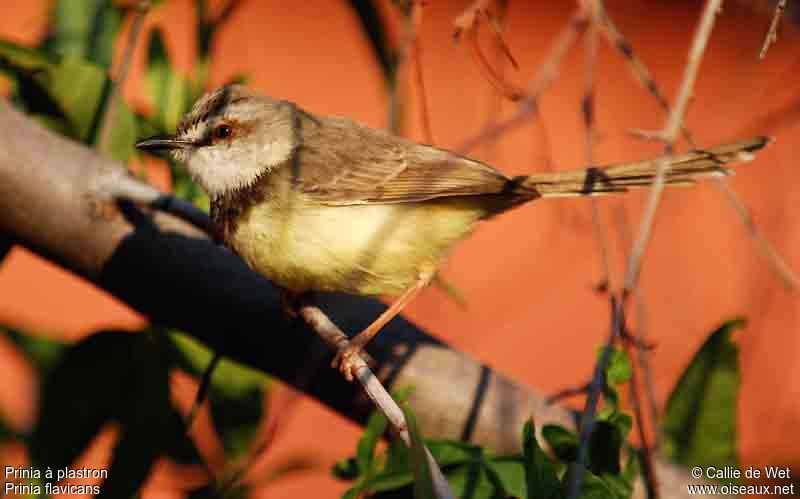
(331, 345), (364, 382)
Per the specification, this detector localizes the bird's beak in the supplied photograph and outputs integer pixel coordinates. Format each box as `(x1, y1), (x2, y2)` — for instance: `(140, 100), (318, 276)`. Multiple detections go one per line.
(135, 135), (194, 152)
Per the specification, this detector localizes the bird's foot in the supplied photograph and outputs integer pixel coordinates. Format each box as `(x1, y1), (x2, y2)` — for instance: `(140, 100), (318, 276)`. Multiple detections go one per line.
(331, 343), (367, 382)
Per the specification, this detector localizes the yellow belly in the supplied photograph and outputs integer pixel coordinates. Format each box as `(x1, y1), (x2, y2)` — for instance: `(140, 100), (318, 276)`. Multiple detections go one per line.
(229, 194), (483, 296)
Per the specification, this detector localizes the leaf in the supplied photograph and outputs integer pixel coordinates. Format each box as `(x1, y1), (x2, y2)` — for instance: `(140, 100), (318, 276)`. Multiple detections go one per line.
(99, 330), (174, 497)
(332, 457), (360, 480)
(0, 38), (140, 157)
(425, 440), (483, 467)
(167, 331), (268, 460)
(522, 420), (561, 499)
(588, 421), (622, 475)
(43, 0), (123, 68)
(485, 457), (527, 498)
(444, 463), (496, 499)
(41, 56), (108, 140)
(3, 327), (66, 376)
(357, 408), (389, 476)
(579, 470), (619, 499)
(541, 424), (578, 463)
(605, 348), (632, 386)
(404, 406), (437, 499)
(662, 318), (743, 469)
(30, 331), (137, 478)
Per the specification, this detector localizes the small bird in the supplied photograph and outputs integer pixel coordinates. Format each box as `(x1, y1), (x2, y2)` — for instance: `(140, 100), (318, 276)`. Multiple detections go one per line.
(136, 85), (768, 380)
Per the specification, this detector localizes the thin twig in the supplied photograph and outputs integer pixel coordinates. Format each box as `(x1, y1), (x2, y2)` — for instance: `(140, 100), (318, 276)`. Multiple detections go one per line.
(615, 205), (660, 448)
(623, 0), (723, 292)
(583, 0), (612, 292)
(712, 179), (799, 289)
(598, 1), (797, 291)
(97, 0), (151, 155)
(457, 9), (588, 153)
(296, 300), (455, 499)
(597, 6), (695, 146)
(546, 382), (590, 404)
(759, 0), (788, 59)
(571, 2), (724, 498)
(622, 336), (659, 499)
(454, 0), (524, 101)
(405, 1), (434, 142)
(185, 351), (222, 431)
(568, 297), (623, 499)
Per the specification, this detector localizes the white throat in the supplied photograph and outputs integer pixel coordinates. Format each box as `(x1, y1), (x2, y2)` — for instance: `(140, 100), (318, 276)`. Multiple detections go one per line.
(178, 129), (295, 198)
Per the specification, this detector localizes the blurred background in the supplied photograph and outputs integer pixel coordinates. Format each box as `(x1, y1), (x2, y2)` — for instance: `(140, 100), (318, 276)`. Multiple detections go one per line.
(0, 0), (799, 497)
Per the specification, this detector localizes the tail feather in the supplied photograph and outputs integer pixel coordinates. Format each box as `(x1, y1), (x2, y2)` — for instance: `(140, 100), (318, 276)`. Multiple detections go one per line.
(522, 136), (770, 198)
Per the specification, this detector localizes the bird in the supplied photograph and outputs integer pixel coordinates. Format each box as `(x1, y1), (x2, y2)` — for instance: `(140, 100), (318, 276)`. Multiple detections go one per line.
(136, 84), (768, 380)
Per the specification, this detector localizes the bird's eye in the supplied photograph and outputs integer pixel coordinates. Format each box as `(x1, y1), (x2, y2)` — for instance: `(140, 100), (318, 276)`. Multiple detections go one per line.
(213, 124), (233, 141)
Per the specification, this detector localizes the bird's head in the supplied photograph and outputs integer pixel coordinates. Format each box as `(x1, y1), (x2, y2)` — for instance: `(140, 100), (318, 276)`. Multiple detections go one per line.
(136, 84), (296, 198)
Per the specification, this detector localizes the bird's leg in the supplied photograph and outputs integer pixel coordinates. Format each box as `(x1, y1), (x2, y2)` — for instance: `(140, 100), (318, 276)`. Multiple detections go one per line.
(333, 270), (434, 381)
(280, 288), (303, 319)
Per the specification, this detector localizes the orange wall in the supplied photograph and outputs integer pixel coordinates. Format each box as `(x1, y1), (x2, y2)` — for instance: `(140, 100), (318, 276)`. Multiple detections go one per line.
(1, 1), (799, 497)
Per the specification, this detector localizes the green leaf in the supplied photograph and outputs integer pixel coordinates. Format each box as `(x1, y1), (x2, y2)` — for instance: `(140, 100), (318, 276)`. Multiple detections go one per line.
(102, 100), (139, 161)
(523, 420), (561, 499)
(0, 38), (142, 157)
(605, 348), (632, 386)
(662, 318), (743, 469)
(384, 435), (412, 474)
(357, 408), (389, 475)
(485, 457), (527, 498)
(332, 457), (360, 480)
(579, 470), (619, 499)
(364, 469), (416, 493)
(99, 330), (175, 497)
(425, 440), (483, 467)
(42, 56), (108, 140)
(445, 463), (496, 499)
(587, 421), (623, 475)
(30, 331), (136, 478)
(404, 406), (437, 499)
(3, 327), (66, 376)
(43, 0), (123, 68)
(167, 331), (268, 460)
(541, 425), (579, 463)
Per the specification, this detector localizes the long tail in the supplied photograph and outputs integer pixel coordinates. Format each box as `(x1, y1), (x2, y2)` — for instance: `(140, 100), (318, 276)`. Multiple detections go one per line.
(521, 136), (769, 198)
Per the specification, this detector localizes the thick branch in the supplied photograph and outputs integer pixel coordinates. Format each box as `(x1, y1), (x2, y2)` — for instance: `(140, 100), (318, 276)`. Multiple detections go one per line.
(0, 101), (718, 499)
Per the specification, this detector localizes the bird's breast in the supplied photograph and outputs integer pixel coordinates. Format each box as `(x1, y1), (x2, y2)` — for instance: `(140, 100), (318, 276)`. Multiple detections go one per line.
(226, 193), (484, 296)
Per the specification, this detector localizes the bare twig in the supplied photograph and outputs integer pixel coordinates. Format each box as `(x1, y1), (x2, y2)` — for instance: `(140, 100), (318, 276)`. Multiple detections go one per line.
(185, 351), (222, 431)
(599, 2), (797, 291)
(457, 8), (588, 153)
(615, 206), (660, 448)
(403, 1), (434, 142)
(624, 0), (723, 292)
(454, 0), (524, 101)
(296, 300), (455, 499)
(759, 0), (788, 59)
(597, 6), (695, 146)
(582, 0), (612, 292)
(571, 2), (724, 498)
(97, 0), (151, 155)
(546, 382), (590, 404)
(712, 179), (799, 289)
(568, 297), (624, 499)
(622, 336), (659, 499)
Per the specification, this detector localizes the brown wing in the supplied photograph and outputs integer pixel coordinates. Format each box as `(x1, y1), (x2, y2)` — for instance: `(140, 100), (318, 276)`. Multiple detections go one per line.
(290, 111), (520, 205)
